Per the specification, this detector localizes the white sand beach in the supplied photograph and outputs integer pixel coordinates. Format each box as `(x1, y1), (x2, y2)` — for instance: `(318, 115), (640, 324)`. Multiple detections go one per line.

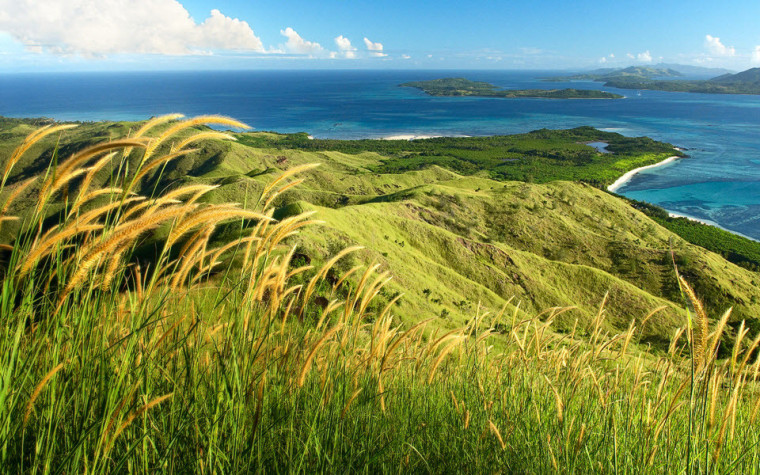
(667, 211), (714, 226)
(607, 156), (680, 193)
(381, 133), (472, 141)
(381, 134), (443, 141)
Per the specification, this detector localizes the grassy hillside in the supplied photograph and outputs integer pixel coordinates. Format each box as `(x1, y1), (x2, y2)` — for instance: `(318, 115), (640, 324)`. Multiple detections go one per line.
(1, 116), (756, 341)
(2, 115), (760, 472)
(545, 67), (760, 95)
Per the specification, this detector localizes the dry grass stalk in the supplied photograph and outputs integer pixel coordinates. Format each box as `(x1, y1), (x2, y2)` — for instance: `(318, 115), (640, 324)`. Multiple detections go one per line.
(678, 276), (709, 370)
(19, 224), (105, 276)
(38, 139), (148, 208)
(132, 149), (196, 184)
(298, 324), (343, 387)
(106, 393), (173, 452)
(166, 206), (271, 248)
(260, 163), (320, 201)
(142, 115), (248, 164)
(71, 152), (118, 207)
(300, 245), (363, 317)
(427, 337), (464, 384)
(171, 131), (235, 153)
(340, 388), (363, 419)
(23, 363), (65, 425)
(59, 205), (195, 304)
(0, 175), (38, 218)
(3, 124), (78, 184)
(488, 420), (507, 450)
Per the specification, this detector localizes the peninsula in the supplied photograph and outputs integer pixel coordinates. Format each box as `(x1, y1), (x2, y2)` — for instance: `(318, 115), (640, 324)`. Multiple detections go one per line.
(546, 66), (760, 95)
(401, 77), (623, 99)
(545, 66), (683, 82)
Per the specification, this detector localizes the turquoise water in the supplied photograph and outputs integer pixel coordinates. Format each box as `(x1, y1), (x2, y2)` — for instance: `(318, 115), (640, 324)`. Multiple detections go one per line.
(1, 70), (759, 237)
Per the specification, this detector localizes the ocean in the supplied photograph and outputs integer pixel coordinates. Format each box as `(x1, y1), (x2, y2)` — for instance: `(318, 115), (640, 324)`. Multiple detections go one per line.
(1, 69), (759, 238)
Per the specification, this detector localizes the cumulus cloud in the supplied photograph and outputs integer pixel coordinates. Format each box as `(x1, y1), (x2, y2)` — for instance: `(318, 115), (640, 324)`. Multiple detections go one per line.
(402, 54), (411, 60)
(637, 50), (652, 62)
(705, 35), (735, 56)
(753, 46), (760, 64)
(334, 35), (353, 51)
(0, 0), (264, 56)
(280, 27), (323, 55)
(363, 37), (383, 51)
(599, 57), (607, 64)
(363, 37), (387, 57)
(334, 35), (356, 59)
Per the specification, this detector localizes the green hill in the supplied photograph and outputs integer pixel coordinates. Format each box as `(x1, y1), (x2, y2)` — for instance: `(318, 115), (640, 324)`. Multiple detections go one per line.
(2, 116), (758, 347)
(401, 77), (623, 99)
(4, 115), (760, 472)
(604, 67), (760, 94)
(547, 66), (760, 95)
(545, 66), (681, 82)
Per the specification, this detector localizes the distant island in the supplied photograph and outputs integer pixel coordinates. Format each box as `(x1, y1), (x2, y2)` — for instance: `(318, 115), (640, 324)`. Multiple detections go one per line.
(545, 66), (760, 95)
(545, 66), (683, 82)
(401, 77), (623, 99)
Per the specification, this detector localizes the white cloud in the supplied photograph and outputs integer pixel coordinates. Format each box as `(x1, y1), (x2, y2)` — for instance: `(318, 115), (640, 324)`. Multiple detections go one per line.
(363, 37), (383, 51)
(637, 50), (652, 62)
(280, 27), (323, 55)
(609, 53), (615, 59)
(752, 46), (760, 64)
(626, 53), (635, 59)
(334, 35), (353, 51)
(599, 57), (607, 64)
(520, 47), (543, 55)
(334, 35), (356, 59)
(0, 1), (264, 56)
(705, 35), (735, 56)
(402, 54), (411, 60)
(363, 37), (387, 57)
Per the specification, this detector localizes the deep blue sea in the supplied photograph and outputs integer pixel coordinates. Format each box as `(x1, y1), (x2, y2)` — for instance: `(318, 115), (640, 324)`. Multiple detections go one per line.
(1, 70), (759, 238)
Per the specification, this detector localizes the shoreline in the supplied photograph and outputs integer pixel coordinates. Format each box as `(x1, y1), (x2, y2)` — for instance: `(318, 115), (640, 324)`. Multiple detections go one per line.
(381, 133), (471, 141)
(607, 155), (680, 193)
(667, 211), (759, 242)
(381, 134), (443, 141)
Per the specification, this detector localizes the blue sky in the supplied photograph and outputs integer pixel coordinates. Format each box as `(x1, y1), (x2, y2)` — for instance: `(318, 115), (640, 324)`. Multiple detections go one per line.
(1, 0), (759, 72)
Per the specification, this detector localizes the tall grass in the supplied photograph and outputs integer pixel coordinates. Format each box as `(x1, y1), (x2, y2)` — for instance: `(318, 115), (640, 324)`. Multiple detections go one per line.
(1, 117), (758, 472)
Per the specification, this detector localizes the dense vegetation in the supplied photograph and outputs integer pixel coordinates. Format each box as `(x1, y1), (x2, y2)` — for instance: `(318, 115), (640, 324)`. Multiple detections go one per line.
(545, 66), (683, 82)
(239, 126), (681, 186)
(547, 66), (760, 95)
(627, 198), (760, 271)
(2, 116), (760, 471)
(401, 77), (623, 99)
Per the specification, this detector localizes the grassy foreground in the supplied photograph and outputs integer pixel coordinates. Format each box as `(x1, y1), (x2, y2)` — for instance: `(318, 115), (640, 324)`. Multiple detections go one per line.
(2, 117), (760, 472)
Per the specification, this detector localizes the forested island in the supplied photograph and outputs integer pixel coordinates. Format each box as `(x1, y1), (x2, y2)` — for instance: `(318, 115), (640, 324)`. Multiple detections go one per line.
(546, 66), (760, 95)
(401, 77), (623, 99)
(545, 66), (683, 82)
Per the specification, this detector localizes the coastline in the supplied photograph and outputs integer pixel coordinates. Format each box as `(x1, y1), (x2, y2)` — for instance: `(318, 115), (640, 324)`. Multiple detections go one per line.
(382, 134), (442, 141)
(607, 155), (680, 193)
(667, 211), (759, 242)
(381, 133), (471, 141)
